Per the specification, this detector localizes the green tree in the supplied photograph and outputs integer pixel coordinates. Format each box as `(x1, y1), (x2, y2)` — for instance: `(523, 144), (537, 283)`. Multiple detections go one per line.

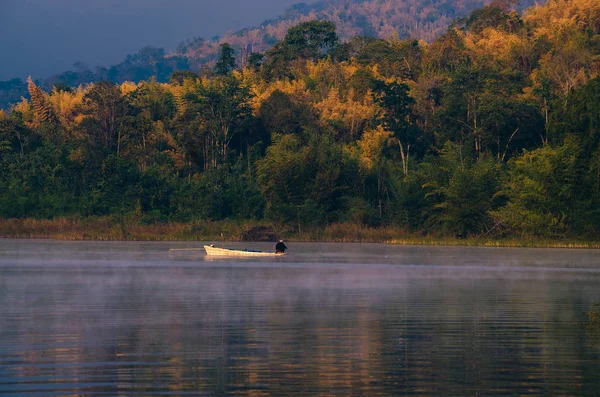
(256, 134), (349, 227)
(196, 76), (254, 164)
(550, 76), (600, 157)
(478, 94), (545, 161)
(0, 115), (32, 157)
(420, 143), (502, 237)
(491, 137), (582, 237)
(90, 154), (142, 216)
(247, 53), (265, 71)
(460, 3), (522, 34)
(258, 90), (318, 136)
(373, 80), (424, 175)
(81, 81), (129, 154)
(284, 20), (338, 60)
(215, 43), (237, 76)
(263, 20), (339, 80)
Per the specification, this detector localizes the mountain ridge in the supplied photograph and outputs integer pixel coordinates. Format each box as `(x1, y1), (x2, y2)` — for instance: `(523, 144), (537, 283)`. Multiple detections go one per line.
(1, 0), (542, 109)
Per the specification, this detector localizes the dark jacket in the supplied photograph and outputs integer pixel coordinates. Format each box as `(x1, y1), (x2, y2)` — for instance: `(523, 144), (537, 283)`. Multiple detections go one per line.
(275, 242), (287, 253)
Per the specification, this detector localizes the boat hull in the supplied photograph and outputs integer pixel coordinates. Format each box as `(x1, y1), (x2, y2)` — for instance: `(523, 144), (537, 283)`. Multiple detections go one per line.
(204, 245), (284, 257)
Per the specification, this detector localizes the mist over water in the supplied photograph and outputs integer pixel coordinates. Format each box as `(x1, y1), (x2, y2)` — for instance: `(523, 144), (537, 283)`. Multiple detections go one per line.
(1, 240), (600, 395)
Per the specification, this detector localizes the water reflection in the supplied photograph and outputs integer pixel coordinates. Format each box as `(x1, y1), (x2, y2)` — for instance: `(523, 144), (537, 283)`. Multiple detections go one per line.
(1, 240), (599, 396)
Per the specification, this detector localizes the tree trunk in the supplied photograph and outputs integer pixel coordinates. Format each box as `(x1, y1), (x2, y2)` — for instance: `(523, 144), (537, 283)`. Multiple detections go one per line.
(398, 141), (409, 176)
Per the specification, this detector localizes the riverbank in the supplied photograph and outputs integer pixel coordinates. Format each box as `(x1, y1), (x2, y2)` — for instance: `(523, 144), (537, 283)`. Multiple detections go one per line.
(1, 217), (599, 248)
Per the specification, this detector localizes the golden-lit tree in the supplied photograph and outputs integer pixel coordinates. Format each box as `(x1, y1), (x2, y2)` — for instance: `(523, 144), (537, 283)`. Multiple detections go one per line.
(48, 85), (87, 135)
(357, 125), (393, 171)
(27, 77), (57, 127)
(524, 0), (600, 36)
(315, 87), (377, 140)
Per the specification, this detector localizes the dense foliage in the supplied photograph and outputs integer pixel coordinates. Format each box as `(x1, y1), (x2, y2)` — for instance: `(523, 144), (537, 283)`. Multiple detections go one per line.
(1, 0), (599, 239)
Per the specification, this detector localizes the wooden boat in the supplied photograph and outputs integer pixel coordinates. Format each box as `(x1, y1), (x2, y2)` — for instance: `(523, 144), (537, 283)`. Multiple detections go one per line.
(203, 245), (285, 257)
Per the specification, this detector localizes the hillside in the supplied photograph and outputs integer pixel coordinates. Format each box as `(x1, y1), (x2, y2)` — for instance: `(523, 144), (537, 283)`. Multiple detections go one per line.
(1, 0), (599, 240)
(176, 0), (539, 69)
(0, 0), (540, 110)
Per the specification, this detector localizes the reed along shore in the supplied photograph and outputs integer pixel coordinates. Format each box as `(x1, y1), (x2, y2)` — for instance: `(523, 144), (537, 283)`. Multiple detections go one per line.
(1, 217), (599, 249)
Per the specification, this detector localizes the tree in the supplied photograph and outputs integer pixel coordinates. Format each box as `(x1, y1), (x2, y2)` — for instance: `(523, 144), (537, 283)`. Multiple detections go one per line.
(81, 81), (128, 154)
(284, 20), (338, 60)
(356, 125), (395, 219)
(27, 77), (57, 127)
(263, 21), (339, 80)
(215, 43), (237, 76)
(120, 81), (178, 171)
(373, 80), (421, 175)
(434, 65), (491, 159)
(478, 94), (544, 161)
(425, 29), (469, 74)
(0, 115), (31, 157)
(315, 87), (377, 141)
(196, 75), (254, 165)
(550, 76), (600, 219)
(537, 30), (597, 99)
(256, 134), (349, 227)
(247, 53), (265, 71)
(420, 143), (502, 237)
(461, 3), (522, 35)
(550, 76), (600, 155)
(258, 89), (318, 136)
(491, 138), (583, 237)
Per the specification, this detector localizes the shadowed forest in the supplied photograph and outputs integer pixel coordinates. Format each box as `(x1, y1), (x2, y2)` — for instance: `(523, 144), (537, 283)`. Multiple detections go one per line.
(1, 0), (600, 241)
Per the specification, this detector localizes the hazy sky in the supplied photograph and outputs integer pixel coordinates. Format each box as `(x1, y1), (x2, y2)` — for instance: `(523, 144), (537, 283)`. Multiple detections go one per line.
(0, 0), (314, 80)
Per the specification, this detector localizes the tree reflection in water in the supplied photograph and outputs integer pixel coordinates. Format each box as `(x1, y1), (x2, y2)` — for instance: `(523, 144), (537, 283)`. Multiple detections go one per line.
(1, 241), (600, 396)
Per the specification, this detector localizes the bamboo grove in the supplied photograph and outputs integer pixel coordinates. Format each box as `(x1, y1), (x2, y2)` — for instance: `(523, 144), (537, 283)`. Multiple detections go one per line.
(1, 0), (600, 239)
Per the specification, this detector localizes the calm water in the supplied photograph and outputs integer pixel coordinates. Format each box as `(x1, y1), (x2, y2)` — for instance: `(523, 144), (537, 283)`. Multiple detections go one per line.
(1, 239), (599, 396)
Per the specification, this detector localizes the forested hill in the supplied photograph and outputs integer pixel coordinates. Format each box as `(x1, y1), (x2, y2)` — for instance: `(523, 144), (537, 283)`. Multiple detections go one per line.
(0, 0), (541, 110)
(1, 0), (600, 240)
(176, 0), (539, 69)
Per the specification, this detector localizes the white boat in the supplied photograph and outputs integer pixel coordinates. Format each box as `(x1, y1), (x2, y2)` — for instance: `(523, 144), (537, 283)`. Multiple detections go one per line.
(203, 245), (285, 257)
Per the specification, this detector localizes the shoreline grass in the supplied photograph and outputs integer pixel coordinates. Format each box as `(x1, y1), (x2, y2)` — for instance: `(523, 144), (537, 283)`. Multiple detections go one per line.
(1, 217), (599, 249)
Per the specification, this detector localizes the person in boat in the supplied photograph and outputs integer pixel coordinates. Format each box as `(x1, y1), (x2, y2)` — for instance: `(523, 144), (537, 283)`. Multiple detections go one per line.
(275, 239), (287, 254)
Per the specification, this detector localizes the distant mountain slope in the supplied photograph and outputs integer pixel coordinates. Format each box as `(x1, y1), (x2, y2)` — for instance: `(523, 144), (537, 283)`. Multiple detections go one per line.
(0, 0), (542, 109)
(175, 0), (540, 69)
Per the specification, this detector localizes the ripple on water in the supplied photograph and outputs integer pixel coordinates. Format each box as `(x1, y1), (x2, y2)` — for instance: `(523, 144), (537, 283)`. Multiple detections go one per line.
(1, 240), (600, 396)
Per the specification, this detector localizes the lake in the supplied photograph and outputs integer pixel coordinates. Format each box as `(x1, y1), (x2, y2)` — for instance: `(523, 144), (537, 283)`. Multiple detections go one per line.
(1, 239), (599, 396)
